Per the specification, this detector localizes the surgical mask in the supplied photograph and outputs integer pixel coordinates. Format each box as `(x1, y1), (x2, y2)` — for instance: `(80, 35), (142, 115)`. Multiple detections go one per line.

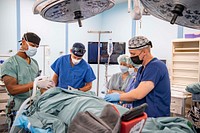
(129, 68), (137, 76)
(130, 51), (143, 64)
(120, 65), (129, 73)
(25, 45), (37, 57)
(131, 56), (143, 64)
(71, 57), (82, 65)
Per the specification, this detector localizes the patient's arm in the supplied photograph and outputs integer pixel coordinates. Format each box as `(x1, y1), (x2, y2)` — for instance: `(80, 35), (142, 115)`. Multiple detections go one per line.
(79, 82), (92, 92)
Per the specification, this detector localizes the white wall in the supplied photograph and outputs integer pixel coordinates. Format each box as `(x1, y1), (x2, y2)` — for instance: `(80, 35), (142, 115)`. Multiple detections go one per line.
(183, 27), (200, 36)
(20, 0), (67, 76)
(136, 16), (178, 62)
(0, 0), (17, 56)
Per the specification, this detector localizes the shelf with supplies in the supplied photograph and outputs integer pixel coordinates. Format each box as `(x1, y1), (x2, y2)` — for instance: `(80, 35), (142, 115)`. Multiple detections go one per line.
(171, 38), (200, 117)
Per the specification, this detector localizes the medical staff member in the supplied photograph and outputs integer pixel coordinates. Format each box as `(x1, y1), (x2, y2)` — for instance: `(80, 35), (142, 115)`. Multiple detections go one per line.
(104, 36), (171, 117)
(107, 54), (136, 94)
(1, 32), (54, 128)
(51, 42), (96, 92)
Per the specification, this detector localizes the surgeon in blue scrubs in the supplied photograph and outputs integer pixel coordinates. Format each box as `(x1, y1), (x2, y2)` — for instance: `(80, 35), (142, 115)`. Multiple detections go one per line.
(51, 43), (96, 92)
(104, 36), (171, 117)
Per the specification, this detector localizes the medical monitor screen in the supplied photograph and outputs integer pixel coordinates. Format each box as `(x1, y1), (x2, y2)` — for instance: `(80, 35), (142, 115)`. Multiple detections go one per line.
(88, 42), (126, 64)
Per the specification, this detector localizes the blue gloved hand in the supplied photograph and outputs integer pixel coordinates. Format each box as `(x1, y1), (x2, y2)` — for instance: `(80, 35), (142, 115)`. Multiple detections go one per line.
(104, 93), (120, 102)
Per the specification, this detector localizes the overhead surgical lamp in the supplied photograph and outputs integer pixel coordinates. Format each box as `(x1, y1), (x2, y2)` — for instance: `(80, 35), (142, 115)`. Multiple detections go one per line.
(140, 0), (200, 29)
(33, 0), (115, 27)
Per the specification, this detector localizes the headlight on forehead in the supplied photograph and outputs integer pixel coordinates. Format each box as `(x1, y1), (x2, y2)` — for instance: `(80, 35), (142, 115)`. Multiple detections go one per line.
(72, 47), (86, 57)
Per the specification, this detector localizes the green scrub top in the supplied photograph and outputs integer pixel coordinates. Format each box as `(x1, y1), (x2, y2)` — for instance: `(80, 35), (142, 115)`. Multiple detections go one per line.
(1, 55), (39, 111)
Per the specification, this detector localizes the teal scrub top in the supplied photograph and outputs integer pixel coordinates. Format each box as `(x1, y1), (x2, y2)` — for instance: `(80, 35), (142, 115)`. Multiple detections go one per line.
(1, 55), (39, 110)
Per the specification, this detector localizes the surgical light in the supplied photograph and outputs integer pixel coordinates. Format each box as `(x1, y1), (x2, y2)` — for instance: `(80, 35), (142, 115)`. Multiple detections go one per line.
(140, 0), (200, 29)
(33, 0), (115, 27)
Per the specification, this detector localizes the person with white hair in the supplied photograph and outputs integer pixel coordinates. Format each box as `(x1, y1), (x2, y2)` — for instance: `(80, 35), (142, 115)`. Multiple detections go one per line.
(106, 54), (137, 94)
(104, 36), (171, 117)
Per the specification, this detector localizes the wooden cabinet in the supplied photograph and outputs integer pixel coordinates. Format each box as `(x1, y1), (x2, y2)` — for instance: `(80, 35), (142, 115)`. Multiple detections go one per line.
(171, 38), (200, 116)
(172, 38), (200, 89)
(170, 93), (191, 117)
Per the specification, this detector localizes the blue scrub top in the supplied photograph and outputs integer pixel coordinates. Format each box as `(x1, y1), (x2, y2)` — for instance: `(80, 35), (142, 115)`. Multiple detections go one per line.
(51, 54), (96, 89)
(133, 58), (171, 117)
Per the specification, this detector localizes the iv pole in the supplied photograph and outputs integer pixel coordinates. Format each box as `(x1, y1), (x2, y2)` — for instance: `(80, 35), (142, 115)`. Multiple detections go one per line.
(88, 31), (112, 96)
(40, 45), (49, 76)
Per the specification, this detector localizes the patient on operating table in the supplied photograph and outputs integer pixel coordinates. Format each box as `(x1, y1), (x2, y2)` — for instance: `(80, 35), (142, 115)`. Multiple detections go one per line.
(11, 87), (198, 133)
(11, 87), (128, 133)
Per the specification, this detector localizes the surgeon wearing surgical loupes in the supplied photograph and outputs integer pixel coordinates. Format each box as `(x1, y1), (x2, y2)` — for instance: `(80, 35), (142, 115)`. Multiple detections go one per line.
(104, 36), (171, 118)
(51, 43), (96, 91)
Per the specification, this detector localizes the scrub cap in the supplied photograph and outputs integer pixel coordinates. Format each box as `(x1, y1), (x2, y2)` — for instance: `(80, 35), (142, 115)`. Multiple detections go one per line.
(128, 36), (152, 50)
(19, 32), (41, 46)
(72, 42), (86, 57)
(117, 54), (129, 64)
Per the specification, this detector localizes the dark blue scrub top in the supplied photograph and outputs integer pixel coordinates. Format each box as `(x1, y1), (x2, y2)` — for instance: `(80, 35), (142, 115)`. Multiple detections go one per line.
(133, 58), (171, 117)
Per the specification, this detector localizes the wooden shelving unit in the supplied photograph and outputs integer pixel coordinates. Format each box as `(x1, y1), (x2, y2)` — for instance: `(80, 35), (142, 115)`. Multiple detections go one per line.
(172, 38), (200, 90)
(170, 38), (200, 117)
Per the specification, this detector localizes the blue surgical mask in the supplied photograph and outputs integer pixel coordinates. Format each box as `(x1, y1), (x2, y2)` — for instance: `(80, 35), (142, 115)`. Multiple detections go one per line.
(25, 45), (37, 57)
(120, 65), (129, 73)
(129, 68), (137, 76)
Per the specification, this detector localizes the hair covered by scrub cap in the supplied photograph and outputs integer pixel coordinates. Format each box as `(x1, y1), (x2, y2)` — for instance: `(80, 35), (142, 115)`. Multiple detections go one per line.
(117, 54), (130, 64)
(128, 36), (152, 50)
(19, 32), (41, 46)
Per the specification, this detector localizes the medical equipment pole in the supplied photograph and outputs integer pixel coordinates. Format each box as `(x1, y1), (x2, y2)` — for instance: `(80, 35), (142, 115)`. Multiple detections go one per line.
(88, 31), (112, 96)
(40, 45), (50, 76)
